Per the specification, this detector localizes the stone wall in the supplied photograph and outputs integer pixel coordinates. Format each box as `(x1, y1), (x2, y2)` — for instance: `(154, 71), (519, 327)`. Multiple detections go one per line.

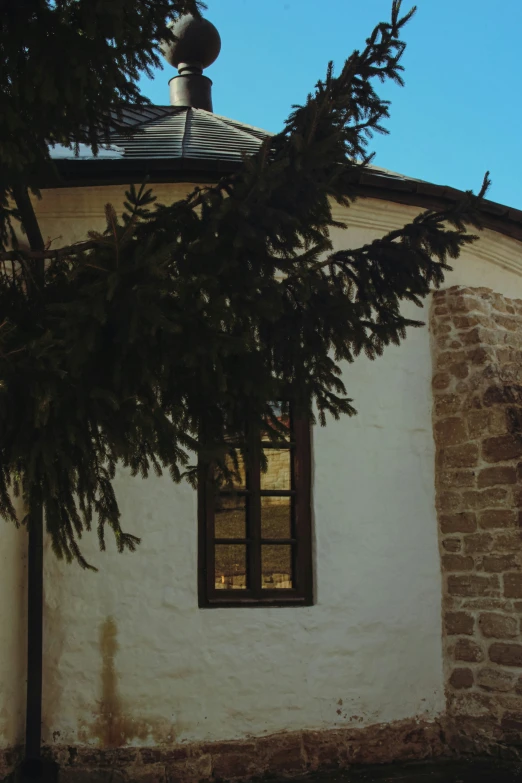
(432, 285), (522, 753)
(42, 718), (443, 783)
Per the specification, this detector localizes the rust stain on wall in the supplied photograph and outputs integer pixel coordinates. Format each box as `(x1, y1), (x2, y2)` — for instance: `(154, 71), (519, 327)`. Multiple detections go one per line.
(80, 616), (178, 748)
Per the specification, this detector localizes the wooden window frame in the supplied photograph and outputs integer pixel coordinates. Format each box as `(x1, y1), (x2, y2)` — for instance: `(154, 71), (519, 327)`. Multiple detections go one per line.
(198, 416), (313, 608)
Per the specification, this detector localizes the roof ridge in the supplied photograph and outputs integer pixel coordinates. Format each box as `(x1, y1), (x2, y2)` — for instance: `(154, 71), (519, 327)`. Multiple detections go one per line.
(181, 108), (191, 158)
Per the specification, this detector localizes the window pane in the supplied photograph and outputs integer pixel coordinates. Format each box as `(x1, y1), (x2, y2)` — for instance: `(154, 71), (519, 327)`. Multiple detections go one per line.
(262, 403), (291, 442)
(260, 449), (291, 490)
(222, 450), (246, 489)
(261, 497), (292, 539)
(215, 495), (246, 539)
(215, 545), (247, 590)
(261, 545), (293, 589)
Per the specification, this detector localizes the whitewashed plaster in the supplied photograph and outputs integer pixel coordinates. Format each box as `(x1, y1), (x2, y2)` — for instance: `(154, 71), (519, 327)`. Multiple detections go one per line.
(2, 184), (522, 750)
(0, 497), (27, 748)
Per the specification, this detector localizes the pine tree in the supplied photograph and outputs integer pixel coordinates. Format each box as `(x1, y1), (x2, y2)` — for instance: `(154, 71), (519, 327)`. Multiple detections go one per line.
(0, 0), (489, 568)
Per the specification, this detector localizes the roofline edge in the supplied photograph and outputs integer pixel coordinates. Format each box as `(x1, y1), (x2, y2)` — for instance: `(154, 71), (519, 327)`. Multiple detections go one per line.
(39, 161), (522, 244)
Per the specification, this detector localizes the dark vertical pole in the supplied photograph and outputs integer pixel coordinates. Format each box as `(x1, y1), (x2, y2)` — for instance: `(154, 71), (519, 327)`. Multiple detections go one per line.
(11, 184), (46, 781)
(248, 426), (261, 597)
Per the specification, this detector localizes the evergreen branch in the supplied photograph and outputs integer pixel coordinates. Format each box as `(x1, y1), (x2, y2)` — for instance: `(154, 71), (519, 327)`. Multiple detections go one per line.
(0, 239), (98, 261)
(0, 2), (492, 567)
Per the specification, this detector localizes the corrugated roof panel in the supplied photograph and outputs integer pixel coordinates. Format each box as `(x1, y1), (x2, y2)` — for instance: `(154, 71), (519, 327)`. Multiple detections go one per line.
(210, 113), (272, 142)
(107, 107), (268, 163)
(110, 112), (187, 159)
(112, 105), (175, 129)
(183, 110), (264, 160)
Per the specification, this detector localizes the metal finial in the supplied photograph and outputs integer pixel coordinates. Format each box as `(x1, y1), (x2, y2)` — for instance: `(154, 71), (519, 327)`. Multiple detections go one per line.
(161, 15), (221, 111)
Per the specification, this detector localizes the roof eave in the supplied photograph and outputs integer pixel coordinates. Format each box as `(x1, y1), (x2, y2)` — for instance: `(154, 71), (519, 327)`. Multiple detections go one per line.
(40, 157), (242, 188)
(354, 172), (522, 244)
(41, 159), (522, 244)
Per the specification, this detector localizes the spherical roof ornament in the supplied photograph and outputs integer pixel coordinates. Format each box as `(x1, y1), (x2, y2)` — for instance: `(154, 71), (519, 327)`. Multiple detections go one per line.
(161, 14), (221, 76)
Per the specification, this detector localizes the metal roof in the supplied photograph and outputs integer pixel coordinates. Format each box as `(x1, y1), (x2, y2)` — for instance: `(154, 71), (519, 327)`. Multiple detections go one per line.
(48, 107), (270, 164)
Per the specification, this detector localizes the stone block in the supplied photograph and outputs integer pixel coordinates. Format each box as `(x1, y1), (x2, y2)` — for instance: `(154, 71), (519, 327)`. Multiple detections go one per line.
(466, 411), (491, 439)
(478, 466), (517, 488)
(59, 770), (112, 783)
(140, 748), (190, 765)
(481, 554), (520, 573)
(493, 314), (519, 331)
(504, 573), (522, 598)
(256, 734), (305, 775)
(466, 347), (494, 366)
(447, 690), (496, 719)
(444, 612), (474, 635)
(437, 491), (465, 512)
(442, 538), (462, 552)
(491, 294), (511, 314)
(440, 471), (476, 488)
(454, 314), (483, 329)
(211, 750), (261, 781)
(442, 555), (474, 572)
(77, 749), (137, 768)
(449, 668), (474, 689)
(442, 444), (479, 468)
(462, 327), (497, 346)
(484, 384), (522, 407)
(447, 574), (499, 597)
(125, 766), (166, 783)
(479, 613), (518, 639)
(482, 435), (522, 463)
(476, 668), (515, 693)
(461, 598), (510, 611)
(453, 638), (484, 663)
(437, 350), (466, 369)
(489, 643), (522, 667)
(301, 730), (349, 771)
(432, 372), (451, 390)
(495, 531), (522, 550)
(478, 510), (516, 530)
(435, 394), (462, 417)
(449, 362), (469, 379)
(166, 754), (211, 783)
(501, 713), (522, 732)
(462, 488), (509, 510)
(440, 512), (477, 534)
(449, 296), (489, 316)
(464, 533), (493, 554)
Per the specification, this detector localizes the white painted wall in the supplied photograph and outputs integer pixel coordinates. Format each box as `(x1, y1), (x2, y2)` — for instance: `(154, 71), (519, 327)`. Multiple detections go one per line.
(3, 185), (522, 750)
(0, 498), (27, 749)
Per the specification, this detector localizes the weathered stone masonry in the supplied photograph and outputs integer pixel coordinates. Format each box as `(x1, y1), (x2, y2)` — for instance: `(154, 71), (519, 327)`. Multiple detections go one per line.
(41, 719), (444, 782)
(432, 285), (522, 753)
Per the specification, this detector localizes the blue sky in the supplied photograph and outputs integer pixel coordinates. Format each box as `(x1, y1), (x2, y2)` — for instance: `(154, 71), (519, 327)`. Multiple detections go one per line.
(140, 0), (522, 210)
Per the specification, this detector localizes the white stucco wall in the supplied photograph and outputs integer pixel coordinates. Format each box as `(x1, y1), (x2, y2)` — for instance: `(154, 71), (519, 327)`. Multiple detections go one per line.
(0, 498), (27, 750)
(4, 184), (522, 750)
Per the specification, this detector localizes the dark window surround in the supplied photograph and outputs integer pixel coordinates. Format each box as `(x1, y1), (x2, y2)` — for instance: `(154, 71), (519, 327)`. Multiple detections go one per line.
(198, 417), (313, 608)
